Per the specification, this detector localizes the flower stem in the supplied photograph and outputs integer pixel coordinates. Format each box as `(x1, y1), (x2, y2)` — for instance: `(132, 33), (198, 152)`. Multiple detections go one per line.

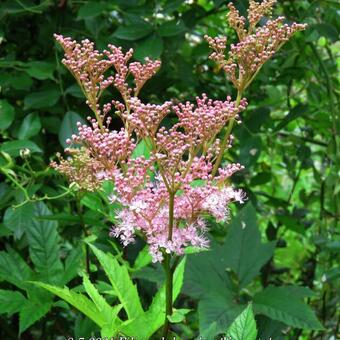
(211, 90), (243, 177)
(162, 191), (175, 338)
(162, 253), (173, 338)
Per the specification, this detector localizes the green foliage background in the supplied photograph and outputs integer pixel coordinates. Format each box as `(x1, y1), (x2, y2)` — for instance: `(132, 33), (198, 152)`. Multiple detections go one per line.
(0, 0), (339, 339)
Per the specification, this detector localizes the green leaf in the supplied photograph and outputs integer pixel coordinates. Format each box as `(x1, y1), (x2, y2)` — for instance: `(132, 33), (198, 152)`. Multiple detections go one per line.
(58, 111), (86, 148)
(24, 61), (55, 80)
(89, 244), (144, 320)
(3, 202), (35, 239)
(24, 89), (60, 110)
(62, 246), (83, 285)
(168, 308), (192, 323)
(0, 99), (15, 130)
(134, 34), (163, 61)
(17, 113), (41, 140)
(77, 2), (108, 19)
(226, 304), (257, 340)
(132, 138), (151, 159)
(133, 245), (152, 271)
(121, 257), (186, 338)
(222, 203), (276, 288)
(158, 19), (187, 37)
(0, 248), (33, 289)
(0, 140), (42, 157)
(253, 285), (324, 330)
(274, 104), (308, 132)
(113, 16), (153, 40)
(33, 282), (107, 327)
(83, 273), (122, 336)
(26, 202), (63, 284)
(0, 289), (27, 315)
(81, 192), (104, 212)
(198, 291), (244, 337)
(19, 300), (51, 334)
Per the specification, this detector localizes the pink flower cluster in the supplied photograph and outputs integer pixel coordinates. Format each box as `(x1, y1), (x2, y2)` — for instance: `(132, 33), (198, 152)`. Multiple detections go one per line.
(53, 34), (247, 261)
(205, 0), (307, 91)
(53, 1), (305, 262)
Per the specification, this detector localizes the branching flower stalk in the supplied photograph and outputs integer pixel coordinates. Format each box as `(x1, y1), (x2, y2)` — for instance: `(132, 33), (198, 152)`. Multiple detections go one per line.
(52, 1), (305, 337)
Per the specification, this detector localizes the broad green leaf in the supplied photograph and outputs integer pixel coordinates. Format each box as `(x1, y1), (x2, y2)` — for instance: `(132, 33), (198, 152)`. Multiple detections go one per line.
(121, 257), (186, 338)
(89, 244), (144, 320)
(33, 282), (106, 327)
(222, 203), (276, 288)
(24, 89), (60, 110)
(134, 34), (163, 61)
(158, 19), (186, 37)
(256, 315), (286, 340)
(24, 61), (55, 80)
(0, 99), (15, 130)
(226, 304), (257, 340)
(253, 285), (324, 330)
(77, 2), (107, 19)
(26, 202), (63, 284)
(17, 113), (41, 140)
(0, 289), (27, 315)
(0, 140), (42, 157)
(58, 111), (86, 148)
(0, 248), (33, 289)
(3, 202), (35, 239)
(198, 291), (244, 338)
(113, 17), (153, 40)
(19, 300), (51, 334)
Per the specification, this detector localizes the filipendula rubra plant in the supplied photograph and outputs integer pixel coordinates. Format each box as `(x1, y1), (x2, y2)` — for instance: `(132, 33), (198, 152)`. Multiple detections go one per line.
(51, 1), (306, 337)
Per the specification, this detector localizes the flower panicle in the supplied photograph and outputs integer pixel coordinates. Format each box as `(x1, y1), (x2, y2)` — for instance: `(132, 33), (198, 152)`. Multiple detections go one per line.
(204, 1), (307, 91)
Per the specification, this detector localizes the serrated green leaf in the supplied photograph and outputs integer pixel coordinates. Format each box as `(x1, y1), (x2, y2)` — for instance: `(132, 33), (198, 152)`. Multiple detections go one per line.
(83, 274), (122, 336)
(33, 282), (106, 327)
(121, 257), (186, 338)
(0, 289), (27, 315)
(62, 246), (83, 285)
(3, 202), (35, 239)
(19, 300), (51, 334)
(26, 202), (63, 284)
(253, 285), (324, 330)
(222, 203), (276, 288)
(89, 244), (144, 320)
(0, 248), (33, 289)
(226, 304), (257, 340)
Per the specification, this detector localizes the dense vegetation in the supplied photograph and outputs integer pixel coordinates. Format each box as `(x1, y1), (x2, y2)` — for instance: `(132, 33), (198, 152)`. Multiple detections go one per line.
(0, 0), (339, 339)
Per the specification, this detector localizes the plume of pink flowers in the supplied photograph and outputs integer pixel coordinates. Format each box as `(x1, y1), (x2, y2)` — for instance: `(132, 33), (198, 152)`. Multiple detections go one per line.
(53, 1), (305, 262)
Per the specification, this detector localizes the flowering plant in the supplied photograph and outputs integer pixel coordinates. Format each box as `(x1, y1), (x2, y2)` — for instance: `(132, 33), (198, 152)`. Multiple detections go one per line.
(50, 0), (305, 337)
